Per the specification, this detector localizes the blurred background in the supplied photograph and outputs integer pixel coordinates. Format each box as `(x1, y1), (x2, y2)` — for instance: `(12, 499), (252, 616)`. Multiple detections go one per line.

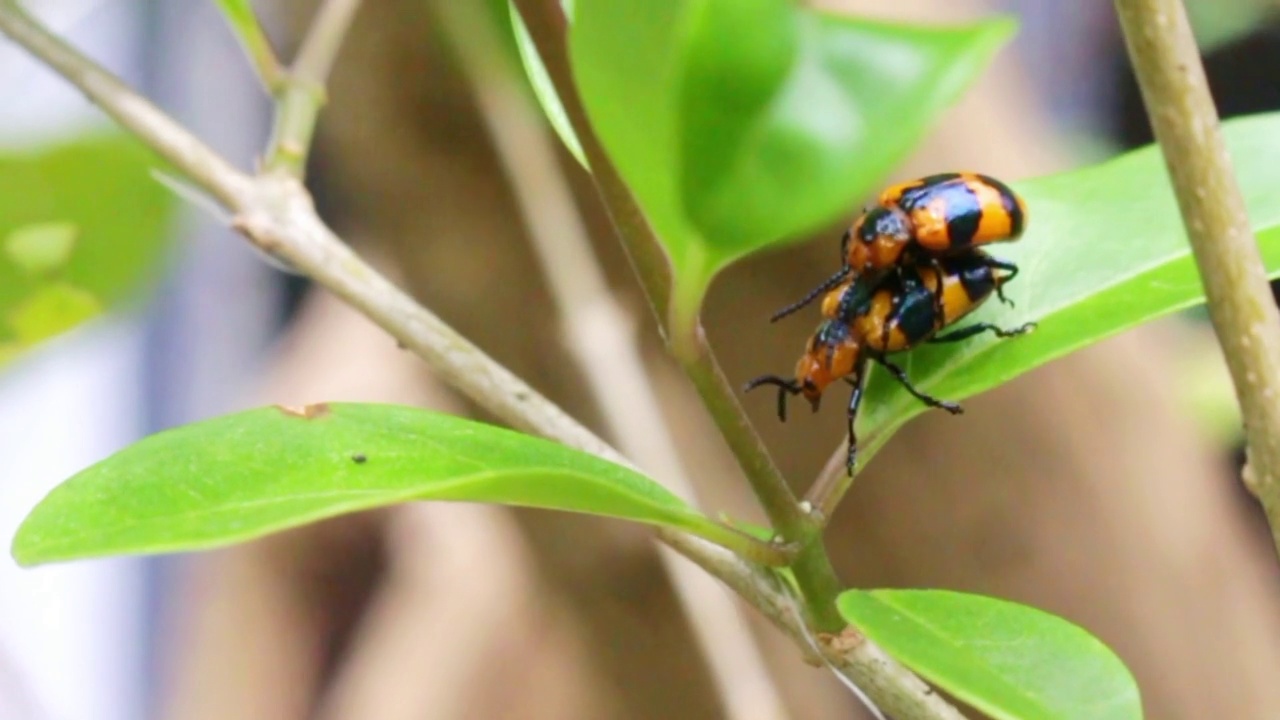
(3, 0), (1280, 718)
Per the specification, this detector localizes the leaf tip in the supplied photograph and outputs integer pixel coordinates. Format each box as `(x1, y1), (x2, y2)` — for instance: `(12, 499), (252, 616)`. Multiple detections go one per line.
(10, 527), (43, 568)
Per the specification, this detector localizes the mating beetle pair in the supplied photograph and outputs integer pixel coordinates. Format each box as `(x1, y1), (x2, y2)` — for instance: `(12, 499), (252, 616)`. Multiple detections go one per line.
(747, 172), (1036, 474)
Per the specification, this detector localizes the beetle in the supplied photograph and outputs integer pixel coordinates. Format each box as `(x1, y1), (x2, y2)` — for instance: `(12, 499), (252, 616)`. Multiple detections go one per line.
(770, 172), (1028, 323)
(746, 251), (1035, 474)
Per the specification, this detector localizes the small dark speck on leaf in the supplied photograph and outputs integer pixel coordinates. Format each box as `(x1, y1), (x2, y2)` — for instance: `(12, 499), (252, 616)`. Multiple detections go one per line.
(352, 453), (368, 464)
(396, 339), (408, 350)
(275, 403), (331, 419)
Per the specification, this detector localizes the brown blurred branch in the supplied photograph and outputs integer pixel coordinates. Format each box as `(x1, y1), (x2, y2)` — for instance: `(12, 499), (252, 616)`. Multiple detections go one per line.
(0, 4), (963, 718)
(1114, 0), (1280, 556)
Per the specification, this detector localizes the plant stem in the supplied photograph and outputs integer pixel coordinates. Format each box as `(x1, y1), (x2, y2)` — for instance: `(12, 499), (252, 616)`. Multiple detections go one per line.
(669, 530), (968, 720)
(213, 0), (285, 91)
(431, 4), (793, 716)
(263, 0), (363, 176)
(509, 0), (844, 629)
(0, 6), (964, 717)
(1114, 0), (1280, 555)
(291, 0), (362, 85)
(807, 442), (853, 523)
(264, 84), (324, 176)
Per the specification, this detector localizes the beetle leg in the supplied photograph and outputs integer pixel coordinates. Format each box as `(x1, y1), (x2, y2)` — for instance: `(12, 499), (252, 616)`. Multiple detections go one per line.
(876, 358), (963, 414)
(930, 321), (1037, 344)
(983, 257), (1021, 307)
(843, 357), (869, 475)
(744, 374), (802, 421)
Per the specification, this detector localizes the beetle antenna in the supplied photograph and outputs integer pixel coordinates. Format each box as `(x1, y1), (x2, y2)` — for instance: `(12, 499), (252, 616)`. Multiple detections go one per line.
(744, 374), (802, 421)
(769, 269), (848, 323)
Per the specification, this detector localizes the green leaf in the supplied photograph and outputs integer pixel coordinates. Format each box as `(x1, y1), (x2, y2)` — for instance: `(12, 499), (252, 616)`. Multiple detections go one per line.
(4, 222), (78, 275)
(0, 133), (175, 355)
(508, 1), (585, 165)
(1186, 0), (1272, 51)
(838, 589), (1141, 720)
(7, 283), (101, 345)
(845, 111), (1280, 467)
(13, 403), (739, 566)
(680, 7), (1014, 256)
(570, 0), (1013, 311)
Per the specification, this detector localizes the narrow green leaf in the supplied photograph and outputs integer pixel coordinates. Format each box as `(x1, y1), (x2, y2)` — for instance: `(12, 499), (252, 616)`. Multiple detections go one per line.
(844, 112), (1280, 467)
(838, 589), (1141, 720)
(570, 0), (1013, 308)
(4, 222), (78, 275)
(13, 403), (736, 566)
(508, 1), (586, 165)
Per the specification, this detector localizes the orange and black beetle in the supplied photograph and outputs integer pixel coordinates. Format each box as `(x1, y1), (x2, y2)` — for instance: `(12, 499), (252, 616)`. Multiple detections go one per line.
(850, 172), (1027, 274)
(771, 172), (1028, 323)
(747, 251), (1034, 474)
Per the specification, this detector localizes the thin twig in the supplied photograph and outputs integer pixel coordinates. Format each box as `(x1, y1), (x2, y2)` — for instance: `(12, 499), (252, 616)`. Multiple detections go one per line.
(1114, 0), (1280, 555)
(806, 410), (893, 523)
(508, 0), (845, 632)
(0, 7), (963, 718)
(808, 443), (851, 523)
(213, 0), (285, 91)
(432, 3), (794, 717)
(263, 0), (363, 176)
(291, 0), (361, 86)
(668, 531), (967, 720)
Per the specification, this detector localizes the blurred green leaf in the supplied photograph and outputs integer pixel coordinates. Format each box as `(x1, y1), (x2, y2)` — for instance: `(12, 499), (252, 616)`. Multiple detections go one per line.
(806, 112), (1280, 469)
(13, 403), (740, 565)
(1186, 0), (1271, 51)
(570, 0), (1013, 311)
(8, 283), (101, 345)
(0, 133), (175, 357)
(1174, 324), (1243, 447)
(4, 222), (78, 275)
(839, 590), (1141, 720)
